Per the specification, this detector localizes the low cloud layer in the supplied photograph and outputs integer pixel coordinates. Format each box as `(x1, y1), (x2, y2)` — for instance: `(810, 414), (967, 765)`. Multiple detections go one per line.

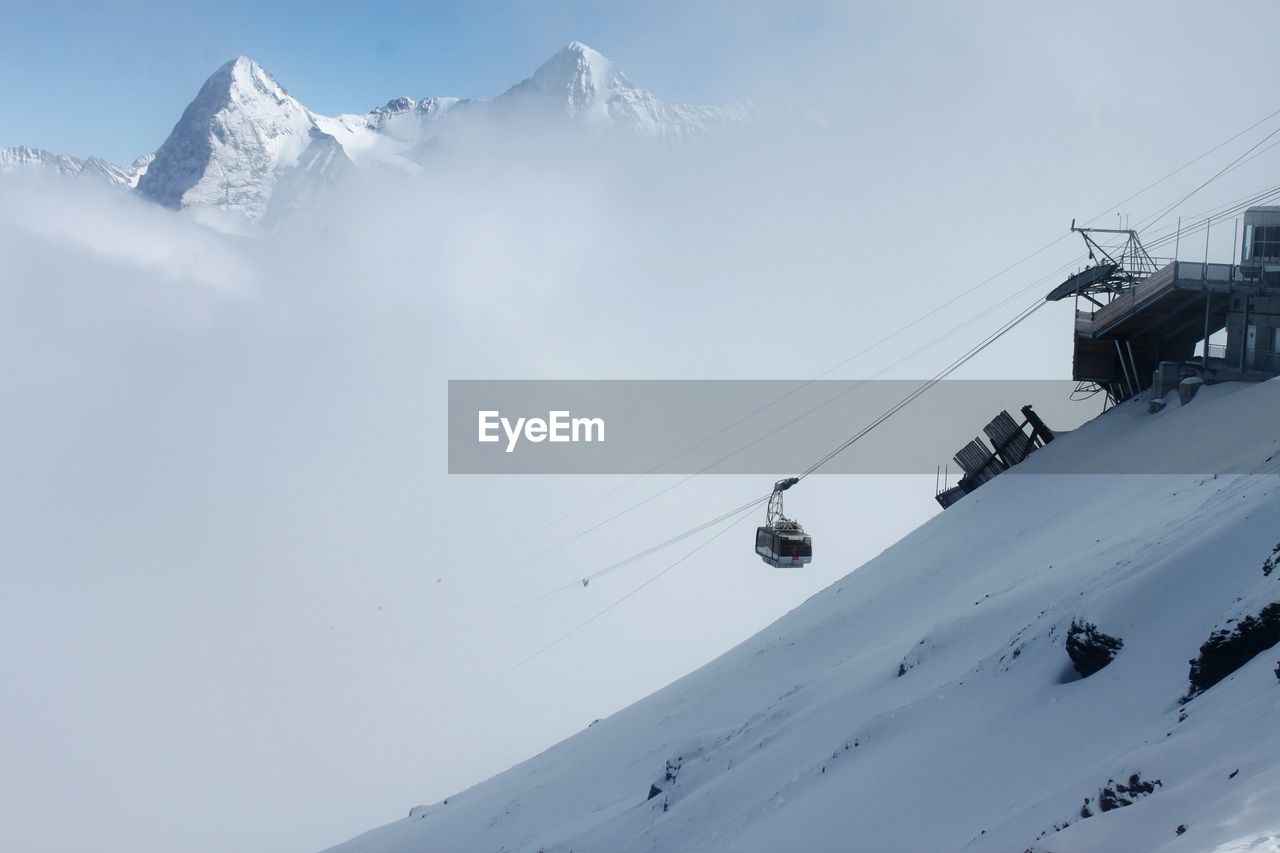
(3, 4), (1280, 850)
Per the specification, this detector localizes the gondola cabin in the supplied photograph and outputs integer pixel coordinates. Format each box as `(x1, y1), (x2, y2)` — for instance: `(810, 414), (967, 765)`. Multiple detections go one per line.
(755, 477), (813, 568)
(755, 522), (812, 568)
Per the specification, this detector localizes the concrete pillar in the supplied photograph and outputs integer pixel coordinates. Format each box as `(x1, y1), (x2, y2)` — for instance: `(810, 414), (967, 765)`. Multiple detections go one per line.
(1179, 376), (1204, 406)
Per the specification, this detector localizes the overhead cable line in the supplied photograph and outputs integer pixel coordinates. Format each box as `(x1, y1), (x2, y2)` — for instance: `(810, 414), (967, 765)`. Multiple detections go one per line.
(454, 502), (760, 702)
(1140, 121), (1280, 232)
(428, 115), (1280, 693)
(465, 108), (1280, 571)
(304, 113), (1280, 664)
(454, 297), (1051, 698)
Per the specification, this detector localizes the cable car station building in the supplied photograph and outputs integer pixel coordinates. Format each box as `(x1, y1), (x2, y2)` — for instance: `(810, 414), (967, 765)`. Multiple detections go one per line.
(1048, 206), (1280, 402)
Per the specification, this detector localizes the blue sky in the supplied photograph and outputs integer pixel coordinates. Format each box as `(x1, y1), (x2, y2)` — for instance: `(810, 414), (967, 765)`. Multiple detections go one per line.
(0, 0), (840, 163)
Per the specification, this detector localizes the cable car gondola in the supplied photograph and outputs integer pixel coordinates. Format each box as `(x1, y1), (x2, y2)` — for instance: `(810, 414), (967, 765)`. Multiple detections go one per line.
(755, 477), (813, 568)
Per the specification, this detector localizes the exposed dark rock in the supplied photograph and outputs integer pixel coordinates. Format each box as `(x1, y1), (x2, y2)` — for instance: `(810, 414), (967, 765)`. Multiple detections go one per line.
(1097, 788), (1124, 812)
(1054, 772), (1163, 835)
(1033, 774), (1164, 848)
(898, 640), (929, 676)
(1098, 773), (1160, 812)
(1263, 543), (1279, 577)
(647, 784), (662, 801)
(1066, 620), (1124, 678)
(1186, 603), (1280, 699)
(1176, 824), (1187, 836)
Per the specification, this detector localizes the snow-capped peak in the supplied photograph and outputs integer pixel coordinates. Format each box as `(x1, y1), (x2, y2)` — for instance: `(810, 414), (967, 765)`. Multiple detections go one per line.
(137, 55), (321, 218)
(213, 55), (297, 105)
(495, 41), (749, 136)
(502, 41), (633, 116)
(10, 43), (748, 221)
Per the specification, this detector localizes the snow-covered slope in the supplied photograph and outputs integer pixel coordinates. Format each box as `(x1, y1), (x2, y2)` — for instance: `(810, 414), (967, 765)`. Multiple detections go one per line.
(326, 378), (1280, 853)
(0, 146), (151, 188)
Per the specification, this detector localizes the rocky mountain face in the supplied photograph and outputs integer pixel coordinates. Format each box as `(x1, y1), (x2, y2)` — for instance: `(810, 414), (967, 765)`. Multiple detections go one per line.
(3, 42), (748, 222)
(136, 56), (322, 219)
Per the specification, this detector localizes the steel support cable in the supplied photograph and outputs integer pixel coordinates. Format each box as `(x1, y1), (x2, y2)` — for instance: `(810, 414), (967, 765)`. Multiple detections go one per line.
(656, 269), (1077, 483)
(454, 502), (759, 702)
(302, 122), (1280, 662)
(1155, 184), (1280, 237)
(1155, 182), (1280, 237)
(320, 177), (1280, 673)
(467, 118), (1280, 572)
(1139, 121), (1280, 233)
(307, 492), (772, 673)
(310, 254), (1085, 665)
(576, 492), (772, 584)
(313, 183), (1280, 666)
(509, 245), (1100, 567)
(1142, 184), (1280, 251)
(471, 233), (1076, 571)
(315, 283), (1076, 678)
(1086, 106), (1280, 230)
(451, 300), (1048, 697)
(514, 278), (1061, 565)
(519, 297), (1048, 643)
(423, 117), (1280, 692)
(796, 299), (1049, 481)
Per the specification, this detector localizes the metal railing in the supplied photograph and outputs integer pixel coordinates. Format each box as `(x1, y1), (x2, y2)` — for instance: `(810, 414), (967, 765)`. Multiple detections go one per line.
(1172, 261), (1236, 284)
(1198, 346), (1280, 373)
(1171, 260), (1280, 286)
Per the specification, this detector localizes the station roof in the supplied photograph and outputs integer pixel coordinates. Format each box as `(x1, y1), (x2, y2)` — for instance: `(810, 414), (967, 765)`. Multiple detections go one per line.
(1045, 262), (1119, 302)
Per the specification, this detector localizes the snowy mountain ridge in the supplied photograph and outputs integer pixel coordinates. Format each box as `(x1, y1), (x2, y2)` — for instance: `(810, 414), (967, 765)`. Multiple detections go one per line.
(135, 56), (324, 219)
(0, 145), (152, 188)
(2, 42), (749, 221)
(505, 39), (630, 115)
(326, 378), (1280, 853)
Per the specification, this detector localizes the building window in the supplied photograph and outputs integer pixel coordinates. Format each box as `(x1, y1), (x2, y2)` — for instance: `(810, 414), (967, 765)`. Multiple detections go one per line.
(1250, 225), (1280, 260)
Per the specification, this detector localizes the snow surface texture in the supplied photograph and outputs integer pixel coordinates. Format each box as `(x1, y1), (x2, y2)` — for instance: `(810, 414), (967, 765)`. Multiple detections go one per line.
(0, 42), (745, 222)
(327, 378), (1280, 853)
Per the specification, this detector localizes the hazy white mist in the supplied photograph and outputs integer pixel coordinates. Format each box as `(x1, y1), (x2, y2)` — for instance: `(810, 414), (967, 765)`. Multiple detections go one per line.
(2, 3), (1278, 851)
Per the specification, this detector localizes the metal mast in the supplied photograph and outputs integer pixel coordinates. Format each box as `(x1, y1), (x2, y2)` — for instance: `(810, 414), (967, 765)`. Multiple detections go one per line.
(766, 477), (800, 527)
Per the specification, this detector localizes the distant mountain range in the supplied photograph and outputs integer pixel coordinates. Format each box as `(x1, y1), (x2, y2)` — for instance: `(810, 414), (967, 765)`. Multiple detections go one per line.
(0, 146), (154, 188)
(1, 42), (750, 221)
